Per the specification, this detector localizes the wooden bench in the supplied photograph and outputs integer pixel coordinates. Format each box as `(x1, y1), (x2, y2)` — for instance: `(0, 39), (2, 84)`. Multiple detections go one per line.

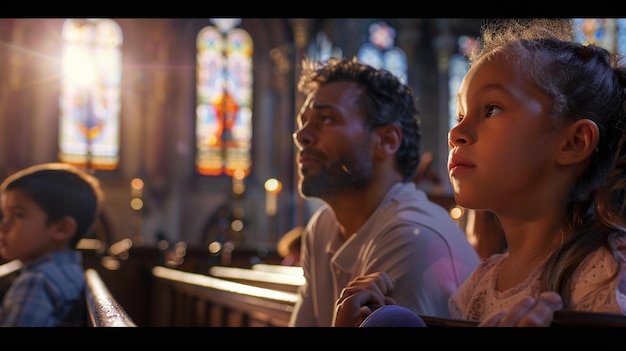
(252, 263), (303, 276)
(150, 263), (626, 327)
(85, 268), (137, 327)
(208, 265), (304, 293)
(418, 310), (626, 327)
(0, 259), (22, 293)
(150, 265), (297, 326)
(0, 260), (22, 305)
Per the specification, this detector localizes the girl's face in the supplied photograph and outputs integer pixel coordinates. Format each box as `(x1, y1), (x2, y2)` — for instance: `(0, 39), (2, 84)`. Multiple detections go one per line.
(0, 189), (57, 263)
(448, 54), (564, 216)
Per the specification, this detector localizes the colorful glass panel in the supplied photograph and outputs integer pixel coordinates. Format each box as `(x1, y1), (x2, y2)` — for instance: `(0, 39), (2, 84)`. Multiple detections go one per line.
(448, 35), (477, 131)
(573, 18), (618, 53)
(307, 32), (343, 62)
(357, 21), (407, 83)
(59, 18), (122, 170)
(196, 19), (253, 176)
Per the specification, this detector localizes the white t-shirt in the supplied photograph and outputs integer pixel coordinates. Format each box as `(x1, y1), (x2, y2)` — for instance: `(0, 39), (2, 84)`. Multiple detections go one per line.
(289, 182), (481, 326)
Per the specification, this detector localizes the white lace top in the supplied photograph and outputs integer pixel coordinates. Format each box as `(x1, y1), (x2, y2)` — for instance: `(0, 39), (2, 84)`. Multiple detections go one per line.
(449, 235), (626, 321)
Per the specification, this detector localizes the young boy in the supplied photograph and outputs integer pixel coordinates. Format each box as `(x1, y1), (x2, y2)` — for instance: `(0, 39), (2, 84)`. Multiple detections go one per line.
(0, 162), (103, 326)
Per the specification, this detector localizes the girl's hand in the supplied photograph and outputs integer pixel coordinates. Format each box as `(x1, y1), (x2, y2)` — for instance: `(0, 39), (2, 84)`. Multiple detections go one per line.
(479, 291), (563, 327)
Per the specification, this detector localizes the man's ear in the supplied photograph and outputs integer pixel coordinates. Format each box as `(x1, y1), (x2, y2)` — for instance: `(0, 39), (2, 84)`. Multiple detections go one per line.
(373, 124), (402, 156)
(556, 119), (599, 166)
(52, 216), (77, 242)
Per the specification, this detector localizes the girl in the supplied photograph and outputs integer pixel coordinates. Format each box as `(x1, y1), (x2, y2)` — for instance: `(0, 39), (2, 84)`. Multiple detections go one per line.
(333, 18), (626, 327)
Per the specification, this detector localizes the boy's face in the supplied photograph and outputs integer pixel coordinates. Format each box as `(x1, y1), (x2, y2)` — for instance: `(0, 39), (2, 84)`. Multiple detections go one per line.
(0, 189), (59, 263)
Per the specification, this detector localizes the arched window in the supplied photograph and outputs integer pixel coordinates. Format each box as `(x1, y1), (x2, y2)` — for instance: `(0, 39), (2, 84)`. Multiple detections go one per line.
(357, 21), (407, 84)
(59, 18), (122, 171)
(196, 18), (253, 177)
(573, 18), (626, 55)
(307, 32), (342, 62)
(448, 35), (477, 131)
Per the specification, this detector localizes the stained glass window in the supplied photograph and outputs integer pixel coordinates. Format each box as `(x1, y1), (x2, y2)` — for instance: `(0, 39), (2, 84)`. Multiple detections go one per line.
(59, 18), (122, 170)
(196, 18), (253, 177)
(357, 21), (407, 84)
(307, 32), (342, 62)
(448, 35), (477, 131)
(573, 18), (626, 55)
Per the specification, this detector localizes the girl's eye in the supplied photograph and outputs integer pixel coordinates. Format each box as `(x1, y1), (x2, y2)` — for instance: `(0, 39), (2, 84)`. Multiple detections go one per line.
(486, 105), (502, 118)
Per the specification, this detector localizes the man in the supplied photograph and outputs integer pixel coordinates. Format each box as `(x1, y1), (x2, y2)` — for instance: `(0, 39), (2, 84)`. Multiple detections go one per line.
(289, 57), (480, 326)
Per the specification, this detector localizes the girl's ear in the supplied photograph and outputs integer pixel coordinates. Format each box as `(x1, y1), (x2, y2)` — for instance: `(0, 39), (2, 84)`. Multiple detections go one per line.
(373, 124), (402, 156)
(556, 119), (599, 166)
(52, 216), (77, 242)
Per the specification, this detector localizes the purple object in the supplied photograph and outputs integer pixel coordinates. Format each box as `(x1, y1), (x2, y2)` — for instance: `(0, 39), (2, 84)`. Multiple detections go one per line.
(359, 305), (427, 327)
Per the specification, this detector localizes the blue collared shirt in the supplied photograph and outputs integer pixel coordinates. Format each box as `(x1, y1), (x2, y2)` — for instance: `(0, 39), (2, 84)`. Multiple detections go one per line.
(0, 251), (86, 327)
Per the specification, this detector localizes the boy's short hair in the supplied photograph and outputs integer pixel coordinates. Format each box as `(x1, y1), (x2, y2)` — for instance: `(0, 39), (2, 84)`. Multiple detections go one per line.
(0, 163), (103, 248)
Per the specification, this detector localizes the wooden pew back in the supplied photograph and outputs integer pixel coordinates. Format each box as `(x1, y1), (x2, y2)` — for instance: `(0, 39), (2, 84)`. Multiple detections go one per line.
(150, 265), (296, 327)
(0, 260), (22, 301)
(150, 264), (626, 327)
(85, 268), (137, 327)
(208, 265), (304, 293)
(420, 311), (626, 327)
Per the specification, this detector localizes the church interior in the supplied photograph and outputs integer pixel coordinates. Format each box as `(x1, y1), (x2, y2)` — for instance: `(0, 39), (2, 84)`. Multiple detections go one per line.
(0, 18), (622, 327)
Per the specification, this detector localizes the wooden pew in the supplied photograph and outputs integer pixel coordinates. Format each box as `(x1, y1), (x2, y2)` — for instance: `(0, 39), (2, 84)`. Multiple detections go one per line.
(208, 265), (304, 293)
(0, 259), (23, 276)
(85, 268), (137, 327)
(150, 265), (297, 327)
(550, 310), (626, 327)
(418, 311), (626, 327)
(0, 259), (22, 295)
(252, 263), (303, 276)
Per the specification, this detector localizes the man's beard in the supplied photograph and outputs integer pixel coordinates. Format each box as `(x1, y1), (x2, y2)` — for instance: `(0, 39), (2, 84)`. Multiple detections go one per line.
(299, 159), (372, 199)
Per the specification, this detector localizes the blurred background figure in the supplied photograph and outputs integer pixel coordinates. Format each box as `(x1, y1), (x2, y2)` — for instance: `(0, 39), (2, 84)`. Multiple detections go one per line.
(414, 150), (507, 260)
(277, 226), (303, 266)
(461, 209), (507, 260)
